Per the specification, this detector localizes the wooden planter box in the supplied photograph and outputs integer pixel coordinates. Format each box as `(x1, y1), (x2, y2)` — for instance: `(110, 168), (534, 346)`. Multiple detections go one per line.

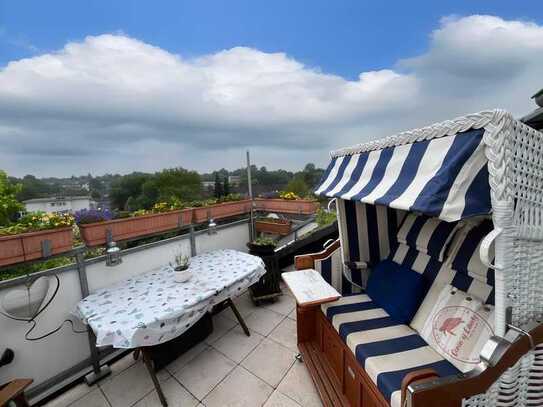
(192, 200), (252, 224)
(254, 198), (319, 214)
(79, 209), (193, 247)
(0, 227), (74, 267)
(255, 219), (291, 236)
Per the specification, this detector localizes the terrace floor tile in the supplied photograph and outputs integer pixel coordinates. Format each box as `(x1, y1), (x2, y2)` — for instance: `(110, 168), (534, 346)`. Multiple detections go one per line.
(173, 347), (235, 400)
(202, 366), (273, 407)
(241, 338), (296, 388)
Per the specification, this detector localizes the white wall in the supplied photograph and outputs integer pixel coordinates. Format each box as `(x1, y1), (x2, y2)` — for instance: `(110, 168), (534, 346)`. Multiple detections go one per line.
(24, 198), (95, 214)
(0, 221), (249, 394)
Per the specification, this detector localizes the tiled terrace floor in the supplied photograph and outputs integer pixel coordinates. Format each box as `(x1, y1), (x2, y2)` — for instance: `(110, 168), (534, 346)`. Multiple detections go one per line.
(44, 287), (322, 407)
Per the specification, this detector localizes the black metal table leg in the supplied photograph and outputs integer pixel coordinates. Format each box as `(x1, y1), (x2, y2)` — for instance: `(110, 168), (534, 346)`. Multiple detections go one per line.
(227, 298), (250, 336)
(141, 348), (168, 407)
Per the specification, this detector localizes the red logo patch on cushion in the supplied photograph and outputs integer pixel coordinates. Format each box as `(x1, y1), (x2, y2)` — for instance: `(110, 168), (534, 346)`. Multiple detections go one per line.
(431, 305), (493, 364)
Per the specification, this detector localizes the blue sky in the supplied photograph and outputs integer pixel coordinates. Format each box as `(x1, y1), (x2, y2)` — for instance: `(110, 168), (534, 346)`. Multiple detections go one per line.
(0, 1), (542, 176)
(1, 1), (541, 79)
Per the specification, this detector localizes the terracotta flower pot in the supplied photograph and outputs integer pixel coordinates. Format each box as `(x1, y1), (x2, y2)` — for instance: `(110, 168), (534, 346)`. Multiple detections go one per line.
(255, 219), (292, 236)
(78, 209), (193, 247)
(254, 198), (319, 214)
(0, 227), (74, 267)
(192, 199), (252, 224)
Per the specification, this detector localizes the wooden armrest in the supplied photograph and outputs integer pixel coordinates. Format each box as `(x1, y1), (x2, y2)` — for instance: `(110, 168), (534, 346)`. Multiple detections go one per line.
(294, 239), (341, 270)
(401, 369), (439, 406)
(407, 322), (543, 407)
(0, 378), (33, 405)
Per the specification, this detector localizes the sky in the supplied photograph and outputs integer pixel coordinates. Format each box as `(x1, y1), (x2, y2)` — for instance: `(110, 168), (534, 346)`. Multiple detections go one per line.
(0, 1), (542, 177)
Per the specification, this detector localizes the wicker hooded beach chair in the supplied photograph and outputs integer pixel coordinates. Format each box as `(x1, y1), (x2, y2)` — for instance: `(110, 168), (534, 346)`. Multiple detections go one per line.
(294, 110), (543, 407)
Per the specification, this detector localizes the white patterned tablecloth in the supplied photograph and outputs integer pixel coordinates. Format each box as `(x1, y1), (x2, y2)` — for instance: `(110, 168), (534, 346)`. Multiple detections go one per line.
(74, 249), (265, 348)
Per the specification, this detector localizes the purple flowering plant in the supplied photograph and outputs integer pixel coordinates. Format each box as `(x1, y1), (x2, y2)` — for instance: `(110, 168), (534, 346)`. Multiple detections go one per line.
(74, 208), (114, 225)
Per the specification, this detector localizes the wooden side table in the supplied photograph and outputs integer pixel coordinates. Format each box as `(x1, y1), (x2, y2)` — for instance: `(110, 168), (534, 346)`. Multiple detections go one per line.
(282, 269), (340, 355)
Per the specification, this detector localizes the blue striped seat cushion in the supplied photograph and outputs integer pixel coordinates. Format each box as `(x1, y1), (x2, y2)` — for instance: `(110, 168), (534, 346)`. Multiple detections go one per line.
(321, 294), (460, 407)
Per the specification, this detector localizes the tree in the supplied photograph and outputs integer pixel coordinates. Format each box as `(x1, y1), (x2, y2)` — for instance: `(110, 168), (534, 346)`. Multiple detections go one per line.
(223, 176), (230, 196)
(298, 163), (324, 189)
(0, 171), (23, 226)
(88, 177), (105, 199)
(140, 179), (160, 209)
(16, 175), (57, 201)
(154, 168), (201, 202)
(285, 175), (310, 197)
(110, 173), (151, 210)
(214, 172), (224, 199)
(109, 168), (202, 210)
(125, 196), (138, 212)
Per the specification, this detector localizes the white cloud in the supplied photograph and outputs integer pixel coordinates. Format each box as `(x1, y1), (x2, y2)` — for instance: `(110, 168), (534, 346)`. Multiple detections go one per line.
(0, 15), (541, 176)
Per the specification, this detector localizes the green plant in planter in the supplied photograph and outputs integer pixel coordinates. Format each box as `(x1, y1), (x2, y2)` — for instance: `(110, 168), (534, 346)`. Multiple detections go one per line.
(252, 237), (277, 247)
(74, 208), (114, 224)
(189, 198), (218, 208)
(0, 211), (75, 236)
(279, 191), (300, 200)
(218, 193), (242, 203)
(173, 253), (190, 271)
(316, 208), (337, 227)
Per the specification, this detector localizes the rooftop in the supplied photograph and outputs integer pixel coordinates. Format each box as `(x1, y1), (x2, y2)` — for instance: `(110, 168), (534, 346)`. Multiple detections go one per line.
(23, 196), (94, 203)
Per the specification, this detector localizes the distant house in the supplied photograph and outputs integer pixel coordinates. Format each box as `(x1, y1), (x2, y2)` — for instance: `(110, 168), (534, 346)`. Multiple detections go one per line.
(23, 196), (97, 214)
(228, 175), (241, 186)
(202, 181), (215, 190)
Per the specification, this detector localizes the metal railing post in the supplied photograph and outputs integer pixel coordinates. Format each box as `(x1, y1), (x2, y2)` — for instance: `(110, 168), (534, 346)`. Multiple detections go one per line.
(75, 250), (111, 385)
(189, 224), (197, 256)
(247, 151), (255, 241)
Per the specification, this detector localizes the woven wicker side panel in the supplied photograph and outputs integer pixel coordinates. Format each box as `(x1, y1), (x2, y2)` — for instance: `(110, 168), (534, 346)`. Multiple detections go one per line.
(464, 119), (543, 407)
(506, 121), (543, 327)
(505, 121), (543, 406)
(510, 237), (543, 327)
(462, 347), (542, 406)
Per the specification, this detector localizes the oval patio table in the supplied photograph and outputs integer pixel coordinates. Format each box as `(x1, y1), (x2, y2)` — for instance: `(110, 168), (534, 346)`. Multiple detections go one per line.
(74, 249), (266, 406)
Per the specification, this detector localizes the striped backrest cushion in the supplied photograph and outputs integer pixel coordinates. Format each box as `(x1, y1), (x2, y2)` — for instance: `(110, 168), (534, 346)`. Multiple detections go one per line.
(390, 243), (446, 285)
(390, 241), (495, 332)
(314, 245), (363, 296)
(337, 199), (406, 268)
(396, 213), (459, 261)
(447, 218), (494, 287)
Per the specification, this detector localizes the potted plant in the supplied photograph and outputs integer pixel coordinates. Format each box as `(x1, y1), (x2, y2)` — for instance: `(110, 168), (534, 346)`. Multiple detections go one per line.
(192, 194), (251, 224)
(171, 252), (192, 283)
(254, 192), (319, 215)
(255, 217), (291, 236)
(0, 212), (75, 266)
(76, 202), (193, 247)
(247, 237), (277, 256)
(247, 237), (281, 303)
